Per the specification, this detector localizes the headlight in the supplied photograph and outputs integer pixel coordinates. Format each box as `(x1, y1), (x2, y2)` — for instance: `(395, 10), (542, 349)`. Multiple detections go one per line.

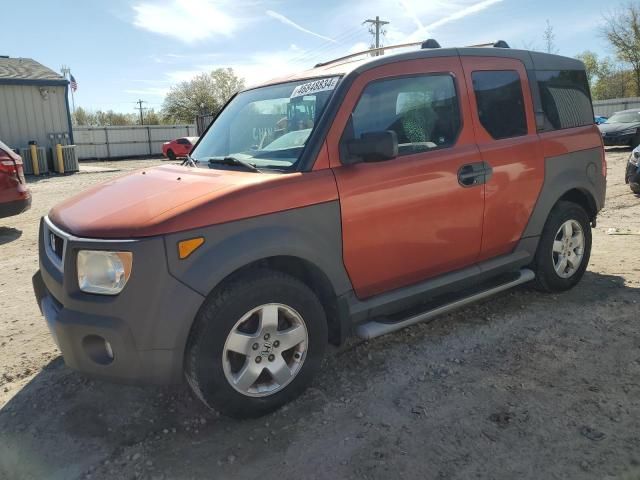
(77, 250), (133, 295)
(622, 128), (638, 135)
(631, 151), (640, 166)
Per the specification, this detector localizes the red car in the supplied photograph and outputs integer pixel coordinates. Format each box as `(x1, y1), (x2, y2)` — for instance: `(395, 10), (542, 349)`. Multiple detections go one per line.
(0, 140), (31, 219)
(162, 137), (199, 160)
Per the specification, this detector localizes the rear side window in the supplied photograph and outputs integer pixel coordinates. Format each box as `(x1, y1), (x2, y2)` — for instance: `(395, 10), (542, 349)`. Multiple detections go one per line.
(350, 74), (461, 156)
(537, 70), (593, 130)
(472, 71), (528, 140)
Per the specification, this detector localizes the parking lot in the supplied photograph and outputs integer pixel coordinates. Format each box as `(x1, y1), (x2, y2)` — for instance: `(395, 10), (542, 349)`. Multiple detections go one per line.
(0, 151), (639, 480)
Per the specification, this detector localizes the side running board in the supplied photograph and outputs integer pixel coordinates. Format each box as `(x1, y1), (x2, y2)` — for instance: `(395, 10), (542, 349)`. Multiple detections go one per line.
(355, 268), (535, 340)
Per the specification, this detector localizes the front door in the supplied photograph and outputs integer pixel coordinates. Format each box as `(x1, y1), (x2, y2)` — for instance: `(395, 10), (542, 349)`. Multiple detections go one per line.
(327, 58), (486, 299)
(460, 57), (545, 261)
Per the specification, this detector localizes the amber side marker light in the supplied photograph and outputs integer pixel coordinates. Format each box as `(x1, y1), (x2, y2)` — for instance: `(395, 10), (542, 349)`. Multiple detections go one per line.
(178, 237), (205, 259)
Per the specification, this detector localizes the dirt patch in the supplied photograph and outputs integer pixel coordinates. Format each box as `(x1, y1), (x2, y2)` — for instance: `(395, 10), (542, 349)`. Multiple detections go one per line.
(1, 153), (639, 480)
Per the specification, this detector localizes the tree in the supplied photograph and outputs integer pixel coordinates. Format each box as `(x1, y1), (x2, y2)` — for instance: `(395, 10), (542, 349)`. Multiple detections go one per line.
(72, 108), (141, 126)
(573, 51), (636, 100)
(162, 68), (245, 123)
(603, 2), (640, 96)
(72, 107), (90, 126)
(144, 108), (166, 125)
(593, 64), (634, 100)
(543, 20), (558, 54)
(575, 51), (600, 87)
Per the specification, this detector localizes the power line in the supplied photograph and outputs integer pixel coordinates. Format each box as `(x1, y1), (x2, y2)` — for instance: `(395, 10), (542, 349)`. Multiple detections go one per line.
(363, 16), (390, 56)
(286, 27), (371, 67)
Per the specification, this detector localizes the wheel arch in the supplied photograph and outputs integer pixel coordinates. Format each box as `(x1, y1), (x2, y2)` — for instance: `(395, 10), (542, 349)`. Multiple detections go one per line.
(167, 202), (354, 358)
(522, 148), (605, 238)
(195, 255), (349, 347)
(557, 188), (598, 222)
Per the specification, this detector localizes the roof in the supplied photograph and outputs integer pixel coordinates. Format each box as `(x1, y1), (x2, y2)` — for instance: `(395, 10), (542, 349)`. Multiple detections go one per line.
(613, 108), (640, 114)
(252, 46), (585, 89)
(0, 57), (68, 85)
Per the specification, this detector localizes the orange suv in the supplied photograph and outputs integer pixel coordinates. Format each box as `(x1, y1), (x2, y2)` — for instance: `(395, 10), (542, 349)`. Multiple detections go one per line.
(33, 41), (606, 418)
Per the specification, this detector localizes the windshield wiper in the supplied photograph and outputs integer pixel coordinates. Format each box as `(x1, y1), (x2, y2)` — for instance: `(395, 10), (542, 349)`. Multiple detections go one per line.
(181, 154), (198, 167)
(207, 156), (261, 173)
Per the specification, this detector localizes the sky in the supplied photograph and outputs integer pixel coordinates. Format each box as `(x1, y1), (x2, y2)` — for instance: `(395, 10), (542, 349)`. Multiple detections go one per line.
(1, 0), (615, 113)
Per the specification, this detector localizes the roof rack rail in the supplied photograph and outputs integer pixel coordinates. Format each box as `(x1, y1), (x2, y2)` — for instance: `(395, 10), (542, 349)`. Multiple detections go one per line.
(314, 40), (424, 68)
(313, 38), (510, 68)
(467, 40), (510, 48)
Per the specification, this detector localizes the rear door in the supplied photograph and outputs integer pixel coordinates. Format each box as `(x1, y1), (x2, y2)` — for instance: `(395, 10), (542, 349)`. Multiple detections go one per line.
(460, 57), (545, 261)
(327, 58), (485, 299)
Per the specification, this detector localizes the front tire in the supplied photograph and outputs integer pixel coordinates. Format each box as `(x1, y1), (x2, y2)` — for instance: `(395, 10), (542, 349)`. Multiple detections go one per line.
(185, 270), (327, 418)
(630, 183), (640, 195)
(532, 201), (592, 292)
(167, 149), (176, 160)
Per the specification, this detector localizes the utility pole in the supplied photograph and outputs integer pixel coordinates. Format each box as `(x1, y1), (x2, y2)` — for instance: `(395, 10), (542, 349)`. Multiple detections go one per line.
(60, 65), (76, 113)
(136, 99), (146, 125)
(363, 16), (390, 56)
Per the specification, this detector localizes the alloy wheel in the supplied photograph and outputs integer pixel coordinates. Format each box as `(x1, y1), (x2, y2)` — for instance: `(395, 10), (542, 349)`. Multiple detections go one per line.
(222, 303), (308, 397)
(552, 219), (585, 279)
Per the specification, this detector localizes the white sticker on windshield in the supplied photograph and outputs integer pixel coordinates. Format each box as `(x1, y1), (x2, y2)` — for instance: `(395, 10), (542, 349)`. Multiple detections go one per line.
(290, 77), (340, 98)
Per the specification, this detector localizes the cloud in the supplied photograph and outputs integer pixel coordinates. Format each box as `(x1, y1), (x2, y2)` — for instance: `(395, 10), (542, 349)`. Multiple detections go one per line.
(162, 45), (315, 89)
(348, 41), (370, 54)
(266, 10), (336, 43)
(406, 0), (504, 40)
(132, 0), (239, 43)
(124, 87), (171, 97)
(149, 52), (222, 64)
(399, 0), (424, 30)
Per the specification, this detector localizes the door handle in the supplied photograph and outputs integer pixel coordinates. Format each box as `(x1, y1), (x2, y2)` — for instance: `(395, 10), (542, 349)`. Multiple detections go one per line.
(458, 162), (492, 187)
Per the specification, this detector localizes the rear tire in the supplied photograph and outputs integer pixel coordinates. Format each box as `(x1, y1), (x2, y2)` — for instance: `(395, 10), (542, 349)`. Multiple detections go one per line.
(185, 269), (327, 418)
(532, 201), (592, 293)
(167, 149), (176, 160)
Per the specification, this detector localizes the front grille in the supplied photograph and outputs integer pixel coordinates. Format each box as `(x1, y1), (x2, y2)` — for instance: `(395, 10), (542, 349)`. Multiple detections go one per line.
(43, 217), (68, 272)
(49, 232), (64, 261)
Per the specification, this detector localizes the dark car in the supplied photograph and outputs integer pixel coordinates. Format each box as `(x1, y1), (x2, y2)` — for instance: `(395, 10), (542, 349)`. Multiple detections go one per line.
(598, 109), (640, 147)
(626, 146), (640, 194)
(0, 140), (31, 219)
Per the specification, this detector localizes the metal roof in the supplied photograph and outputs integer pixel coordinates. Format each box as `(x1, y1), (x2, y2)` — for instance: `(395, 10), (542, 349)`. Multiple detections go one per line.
(0, 57), (68, 85)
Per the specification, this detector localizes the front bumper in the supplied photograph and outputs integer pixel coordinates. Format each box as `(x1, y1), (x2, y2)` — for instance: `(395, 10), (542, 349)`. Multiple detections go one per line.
(626, 160), (640, 189)
(602, 133), (635, 146)
(0, 195), (31, 219)
(33, 217), (204, 384)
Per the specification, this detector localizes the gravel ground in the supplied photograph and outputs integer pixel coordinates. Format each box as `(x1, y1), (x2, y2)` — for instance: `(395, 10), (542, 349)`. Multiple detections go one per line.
(0, 152), (639, 480)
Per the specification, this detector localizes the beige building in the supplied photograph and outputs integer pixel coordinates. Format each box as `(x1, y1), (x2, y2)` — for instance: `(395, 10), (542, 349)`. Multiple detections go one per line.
(0, 57), (72, 152)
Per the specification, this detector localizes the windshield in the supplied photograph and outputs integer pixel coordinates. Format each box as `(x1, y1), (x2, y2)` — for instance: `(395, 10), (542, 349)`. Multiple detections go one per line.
(606, 112), (640, 124)
(191, 77), (340, 171)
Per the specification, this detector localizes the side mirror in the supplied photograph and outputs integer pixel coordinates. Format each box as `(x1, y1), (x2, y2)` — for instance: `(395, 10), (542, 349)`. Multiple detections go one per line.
(344, 131), (398, 165)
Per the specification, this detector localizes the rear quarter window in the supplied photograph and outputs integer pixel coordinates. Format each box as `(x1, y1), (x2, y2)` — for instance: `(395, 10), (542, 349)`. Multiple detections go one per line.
(537, 70), (594, 130)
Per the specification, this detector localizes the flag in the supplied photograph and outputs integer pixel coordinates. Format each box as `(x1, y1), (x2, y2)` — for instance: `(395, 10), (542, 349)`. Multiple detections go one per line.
(70, 74), (78, 92)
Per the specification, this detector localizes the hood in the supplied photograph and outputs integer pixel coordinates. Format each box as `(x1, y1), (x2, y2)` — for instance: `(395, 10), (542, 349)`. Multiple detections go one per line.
(48, 164), (338, 238)
(50, 165), (272, 238)
(598, 122), (640, 134)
